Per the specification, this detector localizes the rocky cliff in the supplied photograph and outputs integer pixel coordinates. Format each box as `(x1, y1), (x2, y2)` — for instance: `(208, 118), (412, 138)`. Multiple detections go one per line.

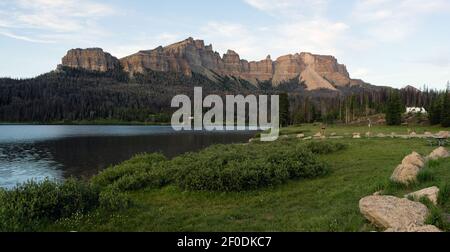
(60, 38), (362, 91)
(61, 48), (120, 72)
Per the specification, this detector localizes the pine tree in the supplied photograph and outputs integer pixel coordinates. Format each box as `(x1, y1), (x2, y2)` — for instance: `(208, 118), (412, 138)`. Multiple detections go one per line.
(428, 95), (443, 125)
(386, 91), (403, 125)
(441, 91), (450, 127)
(279, 93), (290, 127)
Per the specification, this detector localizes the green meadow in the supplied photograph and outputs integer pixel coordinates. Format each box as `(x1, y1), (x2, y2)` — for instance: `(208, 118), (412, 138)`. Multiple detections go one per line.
(1, 125), (449, 232)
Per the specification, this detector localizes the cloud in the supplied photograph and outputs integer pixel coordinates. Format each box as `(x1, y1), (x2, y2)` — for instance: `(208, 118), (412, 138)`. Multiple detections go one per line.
(243, 0), (328, 17)
(352, 0), (450, 42)
(0, 0), (115, 43)
(0, 30), (55, 43)
(199, 22), (264, 59)
(200, 1), (350, 60)
(272, 19), (349, 56)
(197, 19), (349, 62)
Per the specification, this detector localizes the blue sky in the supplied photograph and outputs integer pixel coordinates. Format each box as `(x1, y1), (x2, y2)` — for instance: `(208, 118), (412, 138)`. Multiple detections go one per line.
(0, 0), (449, 89)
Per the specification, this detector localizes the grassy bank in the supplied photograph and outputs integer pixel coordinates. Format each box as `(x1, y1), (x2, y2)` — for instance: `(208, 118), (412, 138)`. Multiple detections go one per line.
(1, 125), (449, 232)
(51, 137), (449, 231)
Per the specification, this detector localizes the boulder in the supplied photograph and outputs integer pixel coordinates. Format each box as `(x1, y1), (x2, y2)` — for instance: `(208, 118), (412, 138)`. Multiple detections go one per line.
(385, 225), (442, 232)
(405, 186), (439, 205)
(401, 152), (425, 169)
(391, 163), (421, 184)
(359, 196), (429, 229)
(437, 131), (449, 138)
(427, 147), (449, 161)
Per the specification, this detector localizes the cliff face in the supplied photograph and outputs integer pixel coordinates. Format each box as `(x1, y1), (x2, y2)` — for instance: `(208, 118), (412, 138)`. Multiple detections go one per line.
(60, 38), (358, 91)
(61, 48), (120, 72)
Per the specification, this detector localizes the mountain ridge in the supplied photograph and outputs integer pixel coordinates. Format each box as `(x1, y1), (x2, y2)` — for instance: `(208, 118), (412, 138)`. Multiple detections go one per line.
(59, 37), (371, 92)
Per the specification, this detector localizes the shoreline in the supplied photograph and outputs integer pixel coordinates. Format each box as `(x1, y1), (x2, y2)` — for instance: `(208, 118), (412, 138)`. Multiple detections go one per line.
(0, 121), (171, 126)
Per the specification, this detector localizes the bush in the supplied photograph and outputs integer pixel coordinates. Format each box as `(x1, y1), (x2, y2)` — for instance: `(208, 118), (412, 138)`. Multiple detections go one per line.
(91, 153), (169, 190)
(92, 141), (333, 193)
(0, 179), (99, 231)
(99, 186), (131, 211)
(306, 142), (347, 155)
(172, 143), (329, 192)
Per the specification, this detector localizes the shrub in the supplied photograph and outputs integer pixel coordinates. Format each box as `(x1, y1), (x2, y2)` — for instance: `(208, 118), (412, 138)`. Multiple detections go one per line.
(91, 153), (168, 190)
(172, 143), (329, 192)
(306, 141), (347, 155)
(99, 186), (131, 211)
(91, 141), (333, 193)
(112, 164), (171, 192)
(0, 179), (99, 231)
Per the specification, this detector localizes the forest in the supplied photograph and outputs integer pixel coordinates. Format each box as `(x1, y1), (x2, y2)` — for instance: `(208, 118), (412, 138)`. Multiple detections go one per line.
(0, 67), (446, 125)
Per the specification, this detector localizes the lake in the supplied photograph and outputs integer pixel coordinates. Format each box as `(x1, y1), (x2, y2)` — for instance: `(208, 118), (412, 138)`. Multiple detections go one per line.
(0, 125), (256, 189)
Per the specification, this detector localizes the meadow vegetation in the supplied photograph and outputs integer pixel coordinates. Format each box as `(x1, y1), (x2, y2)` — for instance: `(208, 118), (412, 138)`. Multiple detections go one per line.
(1, 124), (449, 232)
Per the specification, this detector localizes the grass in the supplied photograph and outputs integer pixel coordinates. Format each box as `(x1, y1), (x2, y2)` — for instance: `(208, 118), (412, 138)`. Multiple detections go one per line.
(0, 124), (446, 231)
(281, 124), (448, 136)
(42, 129), (449, 232)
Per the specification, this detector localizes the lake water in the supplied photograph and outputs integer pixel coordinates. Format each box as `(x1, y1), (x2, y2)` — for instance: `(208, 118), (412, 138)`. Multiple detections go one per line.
(0, 125), (255, 189)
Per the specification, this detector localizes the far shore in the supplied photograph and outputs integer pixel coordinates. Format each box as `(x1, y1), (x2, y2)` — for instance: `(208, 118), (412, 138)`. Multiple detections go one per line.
(0, 120), (171, 126)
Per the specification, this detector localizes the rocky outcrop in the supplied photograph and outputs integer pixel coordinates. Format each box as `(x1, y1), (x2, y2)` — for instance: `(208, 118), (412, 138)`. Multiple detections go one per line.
(61, 37), (360, 91)
(401, 152), (425, 169)
(391, 164), (421, 184)
(359, 195), (429, 230)
(427, 147), (449, 161)
(391, 152), (425, 184)
(61, 48), (120, 72)
(405, 186), (440, 205)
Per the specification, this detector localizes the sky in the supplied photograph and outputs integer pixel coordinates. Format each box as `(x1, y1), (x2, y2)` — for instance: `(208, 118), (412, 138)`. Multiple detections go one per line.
(0, 0), (449, 89)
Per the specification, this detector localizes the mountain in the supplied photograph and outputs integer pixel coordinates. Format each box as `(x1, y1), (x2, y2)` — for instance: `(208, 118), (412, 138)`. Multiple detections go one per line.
(2, 37), (410, 123)
(59, 37), (369, 91)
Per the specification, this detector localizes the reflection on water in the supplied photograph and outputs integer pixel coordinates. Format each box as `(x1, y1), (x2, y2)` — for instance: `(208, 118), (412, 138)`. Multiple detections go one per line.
(0, 144), (63, 188)
(0, 125), (255, 189)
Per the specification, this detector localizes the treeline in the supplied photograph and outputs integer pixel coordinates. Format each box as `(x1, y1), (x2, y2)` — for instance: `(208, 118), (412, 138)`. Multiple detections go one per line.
(285, 85), (449, 126)
(427, 89), (450, 127)
(0, 67), (447, 126)
(288, 88), (391, 124)
(0, 67), (257, 123)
